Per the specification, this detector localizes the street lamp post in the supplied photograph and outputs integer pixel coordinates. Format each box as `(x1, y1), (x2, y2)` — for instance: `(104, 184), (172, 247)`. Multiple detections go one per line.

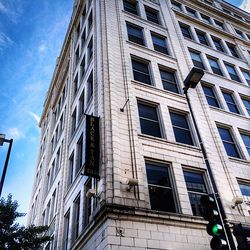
(183, 68), (236, 250)
(0, 134), (13, 197)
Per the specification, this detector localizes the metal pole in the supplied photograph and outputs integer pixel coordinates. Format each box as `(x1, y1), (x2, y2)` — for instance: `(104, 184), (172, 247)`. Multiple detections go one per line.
(184, 90), (236, 250)
(0, 139), (13, 196)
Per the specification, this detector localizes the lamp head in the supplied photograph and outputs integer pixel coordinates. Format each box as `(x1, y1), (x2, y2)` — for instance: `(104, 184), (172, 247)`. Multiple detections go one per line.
(184, 67), (205, 90)
(0, 134), (6, 146)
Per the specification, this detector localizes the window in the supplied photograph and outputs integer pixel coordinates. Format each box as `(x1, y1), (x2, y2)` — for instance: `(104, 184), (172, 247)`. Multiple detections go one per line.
(126, 23), (144, 45)
(151, 33), (169, 55)
(241, 97), (250, 115)
(179, 23), (192, 39)
(71, 109), (77, 135)
(73, 195), (80, 241)
(87, 72), (93, 103)
(123, 0), (138, 15)
(217, 126), (240, 158)
(235, 29), (244, 39)
(200, 13), (211, 24)
(183, 170), (208, 216)
(186, 7), (196, 17)
(145, 6), (160, 24)
(212, 37), (224, 52)
(63, 210), (70, 250)
(73, 74), (78, 97)
(75, 46), (80, 66)
(76, 23), (80, 40)
(241, 70), (250, 86)
(214, 20), (225, 30)
(171, 0), (182, 11)
(196, 30), (209, 46)
(225, 63), (240, 82)
(240, 133), (250, 156)
(84, 178), (93, 225)
(79, 90), (85, 119)
(68, 152), (74, 188)
(146, 162), (176, 212)
(239, 182), (250, 203)
(208, 57), (223, 76)
(76, 135), (83, 175)
(132, 58), (151, 85)
(159, 68), (179, 93)
(222, 91), (239, 114)
(170, 111), (194, 145)
(202, 85), (220, 108)
(189, 50), (205, 69)
(226, 43), (239, 58)
(88, 11), (92, 32)
(138, 102), (162, 138)
(88, 38), (93, 61)
(81, 28), (86, 46)
(80, 56), (85, 78)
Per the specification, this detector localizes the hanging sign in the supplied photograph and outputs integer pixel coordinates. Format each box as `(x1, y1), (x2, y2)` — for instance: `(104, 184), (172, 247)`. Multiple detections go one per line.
(84, 115), (100, 179)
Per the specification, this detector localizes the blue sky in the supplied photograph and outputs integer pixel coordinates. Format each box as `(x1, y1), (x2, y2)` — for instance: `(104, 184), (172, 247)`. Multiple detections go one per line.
(0, 0), (247, 226)
(0, 0), (72, 224)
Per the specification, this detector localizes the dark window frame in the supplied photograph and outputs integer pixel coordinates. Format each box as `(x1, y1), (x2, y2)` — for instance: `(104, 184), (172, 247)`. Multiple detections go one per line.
(159, 67), (179, 93)
(170, 111), (194, 146)
(131, 58), (152, 85)
(145, 6), (160, 24)
(189, 50), (205, 69)
(183, 169), (208, 216)
(207, 57), (223, 76)
(151, 32), (169, 55)
(202, 84), (220, 108)
(137, 101), (162, 138)
(123, 0), (138, 15)
(217, 126), (241, 158)
(146, 161), (177, 213)
(222, 91), (240, 114)
(126, 23), (145, 46)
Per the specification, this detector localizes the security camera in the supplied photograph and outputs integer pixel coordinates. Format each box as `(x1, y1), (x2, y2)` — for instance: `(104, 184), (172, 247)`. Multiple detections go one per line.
(232, 196), (244, 208)
(86, 189), (96, 198)
(125, 178), (138, 191)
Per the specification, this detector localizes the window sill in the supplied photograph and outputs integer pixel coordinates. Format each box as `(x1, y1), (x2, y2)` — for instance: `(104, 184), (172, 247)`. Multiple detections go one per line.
(228, 156), (250, 165)
(210, 106), (250, 121)
(127, 40), (177, 62)
(138, 133), (200, 152)
(132, 80), (185, 101)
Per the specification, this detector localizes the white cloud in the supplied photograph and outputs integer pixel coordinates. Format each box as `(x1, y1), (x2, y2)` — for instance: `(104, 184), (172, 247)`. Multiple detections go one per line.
(27, 111), (40, 124)
(240, 0), (250, 13)
(38, 43), (47, 53)
(6, 127), (25, 141)
(0, 33), (14, 51)
(0, 1), (8, 14)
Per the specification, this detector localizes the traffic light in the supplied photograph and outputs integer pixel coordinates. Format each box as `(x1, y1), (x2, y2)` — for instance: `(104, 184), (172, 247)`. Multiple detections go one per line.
(200, 194), (228, 250)
(233, 223), (250, 250)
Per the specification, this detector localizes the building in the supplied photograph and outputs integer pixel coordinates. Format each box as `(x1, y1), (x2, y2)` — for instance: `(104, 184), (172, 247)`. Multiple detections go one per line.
(28, 0), (250, 249)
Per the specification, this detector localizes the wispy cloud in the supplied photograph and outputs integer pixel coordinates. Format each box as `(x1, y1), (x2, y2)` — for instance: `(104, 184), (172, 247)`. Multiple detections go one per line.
(6, 127), (25, 141)
(27, 111), (40, 124)
(0, 1), (8, 14)
(0, 32), (14, 51)
(0, 0), (23, 23)
(240, 0), (250, 13)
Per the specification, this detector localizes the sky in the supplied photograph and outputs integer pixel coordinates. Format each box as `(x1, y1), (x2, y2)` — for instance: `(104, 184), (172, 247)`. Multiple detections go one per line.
(0, 0), (248, 226)
(0, 0), (73, 225)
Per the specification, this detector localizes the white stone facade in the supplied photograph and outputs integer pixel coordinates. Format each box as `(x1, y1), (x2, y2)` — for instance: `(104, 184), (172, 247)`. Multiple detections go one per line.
(28, 0), (250, 249)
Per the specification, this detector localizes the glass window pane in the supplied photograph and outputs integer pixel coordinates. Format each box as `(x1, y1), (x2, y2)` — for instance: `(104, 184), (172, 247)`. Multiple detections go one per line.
(140, 118), (161, 137)
(173, 127), (193, 145)
(148, 186), (176, 212)
(239, 183), (250, 197)
(224, 142), (240, 158)
(184, 171), (207, 193)
(138, 103), (158, 120)
(170, 112), (189, 128)
(146, 164), (171, 187)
